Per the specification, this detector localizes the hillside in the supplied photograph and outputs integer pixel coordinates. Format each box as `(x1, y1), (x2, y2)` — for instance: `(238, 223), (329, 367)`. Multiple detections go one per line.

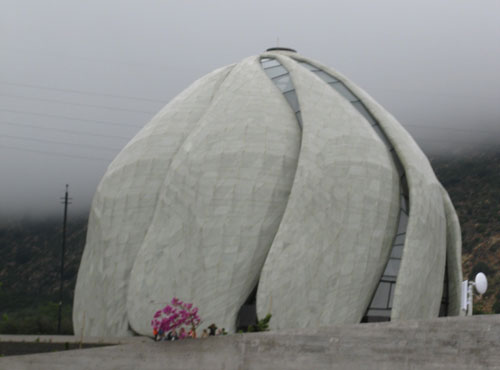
(0, 150), (499, 334)
(0, 217), (87, 333)
(431, 150), (500, 313)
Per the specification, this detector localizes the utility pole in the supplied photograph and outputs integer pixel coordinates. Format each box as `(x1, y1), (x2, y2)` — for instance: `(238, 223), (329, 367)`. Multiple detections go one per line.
(58, 184), (71, 334)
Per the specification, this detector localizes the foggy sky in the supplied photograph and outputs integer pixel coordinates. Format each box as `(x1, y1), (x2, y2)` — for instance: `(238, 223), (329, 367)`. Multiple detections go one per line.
(1, 0), (500, 218)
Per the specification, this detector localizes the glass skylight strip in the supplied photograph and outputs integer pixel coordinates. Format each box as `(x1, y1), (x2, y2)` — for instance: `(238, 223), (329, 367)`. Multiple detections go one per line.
(295, 60), (412, 322)
(260, 58), (302, 128)
(352, 102), (377, 126)
(265, 65), (289, 79)
(329, 82), (358, 102)
(298, 61), (319, 72)
(261, 58), (280, 69)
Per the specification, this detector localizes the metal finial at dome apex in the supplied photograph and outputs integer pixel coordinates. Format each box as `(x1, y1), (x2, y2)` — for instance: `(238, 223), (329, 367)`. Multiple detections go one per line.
(266, 47), (297, 53)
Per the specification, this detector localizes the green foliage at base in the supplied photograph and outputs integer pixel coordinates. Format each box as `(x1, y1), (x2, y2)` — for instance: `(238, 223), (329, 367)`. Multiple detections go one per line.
(241, 314), (272, 333)
(473, 306), (484, 315)
(0, 301), (73, 334)
(492, 301), (500, 314)
(469, 261), (493, 280)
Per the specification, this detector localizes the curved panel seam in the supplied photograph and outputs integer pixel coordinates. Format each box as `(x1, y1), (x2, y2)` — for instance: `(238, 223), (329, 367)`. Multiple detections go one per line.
(125, 64), (236, 330)
(260, 57), (303, 129)
(244, 54), (305, 315)
(290, 57), (410, 322)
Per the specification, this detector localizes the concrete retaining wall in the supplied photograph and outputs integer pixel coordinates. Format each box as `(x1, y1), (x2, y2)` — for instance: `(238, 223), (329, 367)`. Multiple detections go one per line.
(1, 315), (499, 370)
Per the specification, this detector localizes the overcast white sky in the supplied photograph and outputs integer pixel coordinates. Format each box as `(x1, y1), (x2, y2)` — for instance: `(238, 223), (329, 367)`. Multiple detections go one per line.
(1, 0), (499, 219)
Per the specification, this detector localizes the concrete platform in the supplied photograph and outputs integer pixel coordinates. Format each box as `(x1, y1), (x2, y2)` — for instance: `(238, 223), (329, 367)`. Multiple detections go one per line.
(0, 334), (148, 344)
(0, 334), (148, 358)
(1, 315), (500, 369)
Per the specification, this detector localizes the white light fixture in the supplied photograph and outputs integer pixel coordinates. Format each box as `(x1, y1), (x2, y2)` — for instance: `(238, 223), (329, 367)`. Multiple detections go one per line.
(462, 272), (488, 316)
(474, 272), (488, 295)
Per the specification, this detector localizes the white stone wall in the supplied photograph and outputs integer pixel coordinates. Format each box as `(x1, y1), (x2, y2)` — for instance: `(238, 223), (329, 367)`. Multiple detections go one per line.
(126, 57), (301, 334)
(73, 50), (462, 337)
(256, 53), (400, 329)
(442, 186), (463, 316)
(73, 65), (235, 336)
(330, 69), (448, 321)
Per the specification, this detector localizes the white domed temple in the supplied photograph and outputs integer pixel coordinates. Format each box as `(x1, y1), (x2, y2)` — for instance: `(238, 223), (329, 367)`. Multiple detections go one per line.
(73, 48), (463, 337)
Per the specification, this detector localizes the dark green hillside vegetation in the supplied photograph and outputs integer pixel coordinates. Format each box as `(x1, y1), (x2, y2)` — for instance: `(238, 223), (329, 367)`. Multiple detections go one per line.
(0, 151), (498, 334)
(431, 150), (500, 314)
(0, 217), (87, 334)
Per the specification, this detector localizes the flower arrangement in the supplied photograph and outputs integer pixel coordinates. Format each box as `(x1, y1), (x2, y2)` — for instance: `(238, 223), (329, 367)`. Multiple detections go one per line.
(151, 298), (201, 339)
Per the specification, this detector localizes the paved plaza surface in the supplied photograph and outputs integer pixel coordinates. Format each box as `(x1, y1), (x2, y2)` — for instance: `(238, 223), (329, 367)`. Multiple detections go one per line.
(1, 315), (500, 369)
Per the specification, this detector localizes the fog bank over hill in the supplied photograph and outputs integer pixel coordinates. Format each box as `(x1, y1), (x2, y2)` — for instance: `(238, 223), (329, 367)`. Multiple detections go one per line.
(0, 128), (499, 221)
(1, 144), (499, 222)
(1, 0), (500, 219)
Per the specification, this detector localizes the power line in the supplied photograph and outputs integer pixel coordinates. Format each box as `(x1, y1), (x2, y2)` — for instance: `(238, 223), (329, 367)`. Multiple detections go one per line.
(0, 144), (112, 162)
(0, 121), (131, 140)
(3, 107), (497, 136)
(411, 136), (500, 145)
(0, 108), (142, 128)
(6, 45), (173, 74)
(1, 117), (495, 141)
(2, 119), (496, 148)
(0, 92), (155, 114)
(3, 130), (495, 151)
(404, 124), (499, 136)
(1, 133), (122, 152)
(0, 81), (166, 103)
(1, 137), (496, 167)
(367, 85), (498, 100)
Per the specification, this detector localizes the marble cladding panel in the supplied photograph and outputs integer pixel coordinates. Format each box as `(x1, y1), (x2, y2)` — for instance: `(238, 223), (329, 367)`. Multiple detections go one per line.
(441, 186), (464, 316)
(126, 57), (301, 335)
(256, 54), (400, 330)
(308, 56), (449, 320)
(74, 51), (462, 337)
(73, 65), (234, 337)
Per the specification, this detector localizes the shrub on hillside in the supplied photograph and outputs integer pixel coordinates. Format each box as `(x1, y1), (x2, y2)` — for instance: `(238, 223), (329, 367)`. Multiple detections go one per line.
(468, 261), (493, 280)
